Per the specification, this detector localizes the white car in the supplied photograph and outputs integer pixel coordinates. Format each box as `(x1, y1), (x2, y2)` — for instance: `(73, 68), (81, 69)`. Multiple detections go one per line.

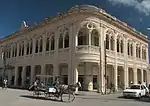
(123, 84), (149, 98)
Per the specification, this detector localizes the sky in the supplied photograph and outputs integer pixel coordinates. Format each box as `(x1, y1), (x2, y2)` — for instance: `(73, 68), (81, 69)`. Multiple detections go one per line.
(0, 0), (150, 39)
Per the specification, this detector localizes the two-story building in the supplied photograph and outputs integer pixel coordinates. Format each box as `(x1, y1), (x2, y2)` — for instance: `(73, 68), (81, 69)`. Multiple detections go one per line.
(0, 5), (149, 93)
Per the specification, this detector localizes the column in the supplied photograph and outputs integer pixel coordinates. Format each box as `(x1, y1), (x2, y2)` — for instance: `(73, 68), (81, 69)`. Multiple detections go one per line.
(89, 30), (92, 45)
(53, 64), (59, 81)
(133, 41), (136, 59)
(124, 66), (128, 89)
(40, 65), (45, 83)
(42, 35), (46, 54)
(14, 66), (18, 86)
(146, 47), (149, 63)
(114, 64), (118, 91)
(100, 24), (105, 94)
(24, 41), (27, 56)
(124, 37), (128, 88)
(30, 65), (34, 85)
(97, 63), (101, 93)
(32, 39), (36, 54)
(133, 66), (137, 84)
(21, 66), (26, 87)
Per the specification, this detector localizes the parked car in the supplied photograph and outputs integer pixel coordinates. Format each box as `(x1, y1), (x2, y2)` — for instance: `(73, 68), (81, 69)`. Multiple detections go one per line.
(123, 84), (149, 98)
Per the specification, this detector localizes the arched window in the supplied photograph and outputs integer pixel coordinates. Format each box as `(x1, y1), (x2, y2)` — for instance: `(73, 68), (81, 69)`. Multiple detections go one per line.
(22, 44), (24, 56)
(110, 36), (114, 50)
(26, 42), (29, 55)
(64, 32), (69, 48)
(120, 40), (123, 53)
(19, 44), (22, 56)
(59, 34), (63, 49)
(130, 44), (133, 56)
(78, 28), (88, 45)
(136, 45), (138, 58)
(91, 29), (99, 46)
(106, 34), (109, 49)
(51, 36), (55, 50)
(142, 48), (144, 59)
(138, 47), (141, 58)
(35, 40), (38, 53)
(117, 38), (119, 52)
(30, 41), (32, 54)
(46, 37), (50, 51)
(39, 39), (43, 52)
(127, 42), (130, 55)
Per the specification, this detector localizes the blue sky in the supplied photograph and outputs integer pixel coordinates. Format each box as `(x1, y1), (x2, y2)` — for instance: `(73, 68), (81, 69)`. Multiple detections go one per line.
(0, 0), (150, 39)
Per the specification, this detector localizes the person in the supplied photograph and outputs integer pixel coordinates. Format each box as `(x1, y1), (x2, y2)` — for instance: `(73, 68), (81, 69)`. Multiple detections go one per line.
(3, 79), (7, 89)
(52, 77), (60, 93)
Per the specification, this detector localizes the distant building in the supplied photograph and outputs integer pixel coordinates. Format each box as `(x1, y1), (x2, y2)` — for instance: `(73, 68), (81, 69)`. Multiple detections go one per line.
(0, 5), (149, 93)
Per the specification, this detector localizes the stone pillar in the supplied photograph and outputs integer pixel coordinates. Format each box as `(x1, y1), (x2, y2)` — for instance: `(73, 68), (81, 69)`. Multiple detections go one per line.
(42, 35), (46, 54)
(124, 37), (128, 88)
(30, 65), (34, 85)
(89, 30), (92, 46)
(114, 64), (118, 91)
(24, 41), (27, 56)
(14, 66), (18, 86)
(133, 66), (137, 84)
(32, 39), (36, 54)
(124, 66), (128, 89)
(53, 64), (59, 82)
(97, 63), (101, 93)
(21, 66), (26, 87)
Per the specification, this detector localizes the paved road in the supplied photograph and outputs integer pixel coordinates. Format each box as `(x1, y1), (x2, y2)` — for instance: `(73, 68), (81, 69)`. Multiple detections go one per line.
(0, 88), (150, 106)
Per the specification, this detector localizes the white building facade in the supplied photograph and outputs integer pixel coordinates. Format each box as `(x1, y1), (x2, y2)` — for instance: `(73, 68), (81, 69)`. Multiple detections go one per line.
(0, 5), (149, 93)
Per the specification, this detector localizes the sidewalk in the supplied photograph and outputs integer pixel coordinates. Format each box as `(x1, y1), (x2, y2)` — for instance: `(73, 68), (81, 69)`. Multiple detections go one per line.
(77, 90), (123, 96)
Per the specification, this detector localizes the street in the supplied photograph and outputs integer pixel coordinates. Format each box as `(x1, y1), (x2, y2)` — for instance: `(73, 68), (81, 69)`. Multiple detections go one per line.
(0, 89), (150, 106)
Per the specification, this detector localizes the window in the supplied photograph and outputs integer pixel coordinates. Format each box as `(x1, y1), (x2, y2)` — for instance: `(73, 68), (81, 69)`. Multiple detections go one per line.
(19, 45), (21, 56)
(110, 36), (114, 50)
(30, 41), (32, 54)
(59, 34), (63, 49)
(26, 43), (29, 55)
(120, 40), (123, 53)
(117, 38), (119, 52)
(136, 46), (138, 57)
(64, 32), (69, 48)
(128, 43), (130, 55)
(46, 37), (50, 51)
(15, 46), (17, 57)
(139, 47), (141, 58)
(131, 44), (133, 56)
(39, 39), (43, 52)
(35, 40), (38, 53)
(51, 36), (55, 50)
(91, 30), (99, 46)
(22, 44), (24, 56)
(106, 34), (109, 49)
(78, 29), (88, 45)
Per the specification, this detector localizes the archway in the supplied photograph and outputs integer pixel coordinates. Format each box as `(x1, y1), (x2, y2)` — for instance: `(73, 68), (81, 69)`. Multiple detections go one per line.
(59, 63), (68, 84)
(137, 69), (142, 83)
(117, 66), (124, 90)
(128, 68), (134, 87)
(78, 28), (89, 45)
(143, 70), (147, 83)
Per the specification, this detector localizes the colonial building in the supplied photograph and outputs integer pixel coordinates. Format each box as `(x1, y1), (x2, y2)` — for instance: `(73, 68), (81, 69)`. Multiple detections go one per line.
(0, 5), (149, 93)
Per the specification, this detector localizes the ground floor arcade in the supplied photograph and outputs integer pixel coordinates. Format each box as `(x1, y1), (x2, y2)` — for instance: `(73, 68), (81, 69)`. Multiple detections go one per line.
(1, 62), (148, 92)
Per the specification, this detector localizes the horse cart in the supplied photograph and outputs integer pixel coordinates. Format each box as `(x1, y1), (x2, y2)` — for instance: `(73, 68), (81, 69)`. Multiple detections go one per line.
(30, 75), (81, 102)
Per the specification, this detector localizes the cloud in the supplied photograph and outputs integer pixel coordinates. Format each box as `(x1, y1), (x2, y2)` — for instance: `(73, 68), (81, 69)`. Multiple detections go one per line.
(108, 0), (150, 15)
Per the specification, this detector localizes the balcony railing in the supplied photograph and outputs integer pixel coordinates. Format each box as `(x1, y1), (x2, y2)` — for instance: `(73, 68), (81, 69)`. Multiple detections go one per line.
(76, 45), (100, 54)
(106, 50), (115, 57)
